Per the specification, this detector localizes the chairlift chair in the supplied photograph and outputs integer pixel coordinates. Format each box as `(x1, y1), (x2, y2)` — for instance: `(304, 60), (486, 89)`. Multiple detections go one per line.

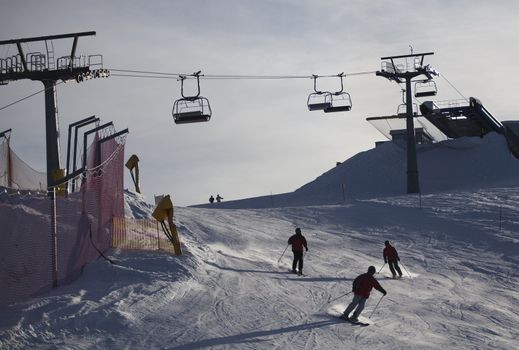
(414, 80), (437, 98)
(307, 75), (332, 111)
(172, 97), (211, 124)
(308, 92), (332, 111)
(172, 72), (212, 124)
(324, 92), (352, 113)
(323, 73), (352, 113)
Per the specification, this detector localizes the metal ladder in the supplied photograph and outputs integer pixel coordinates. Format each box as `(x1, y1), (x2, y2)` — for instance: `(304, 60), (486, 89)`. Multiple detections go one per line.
(45, 40), (55, 70)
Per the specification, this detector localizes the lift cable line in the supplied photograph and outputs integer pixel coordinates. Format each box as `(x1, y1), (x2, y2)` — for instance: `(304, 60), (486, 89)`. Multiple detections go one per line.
(440, 73), (469, 102)
(108, 68), (377, 80)
(0, 70), (375, 112)
(0, 81), (64, 111)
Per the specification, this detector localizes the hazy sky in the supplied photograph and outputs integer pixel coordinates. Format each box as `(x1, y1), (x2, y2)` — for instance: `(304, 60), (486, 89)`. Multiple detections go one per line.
(1, 0), (519, 206)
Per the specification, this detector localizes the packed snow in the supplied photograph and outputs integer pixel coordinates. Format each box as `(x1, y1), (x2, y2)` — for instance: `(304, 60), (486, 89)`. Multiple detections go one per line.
(1, 133), (519, 349)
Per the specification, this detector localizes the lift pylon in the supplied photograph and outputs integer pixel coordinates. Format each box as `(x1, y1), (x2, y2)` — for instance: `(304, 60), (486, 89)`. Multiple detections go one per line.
(0, 31), (107, 191)
(376, 52), (438, 194)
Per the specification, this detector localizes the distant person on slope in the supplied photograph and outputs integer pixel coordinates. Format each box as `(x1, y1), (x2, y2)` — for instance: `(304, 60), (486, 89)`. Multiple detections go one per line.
(288, 227), (308, 275)
(216, 194), (223, 202)
(209, 195), (215, 204)
(383, 240), (402, 279)
(342, 266), (387, 322)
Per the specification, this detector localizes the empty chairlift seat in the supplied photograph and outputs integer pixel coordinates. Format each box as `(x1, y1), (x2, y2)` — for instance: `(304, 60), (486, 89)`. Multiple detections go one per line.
(323, 73), (352, 113)
(172, 72), (212, 124)
(307, 91), (332, 111)
(324, 92), (352, 113)
(414, 80), (437, 98)
(307, 74), (333, 111)
(172, 97), (211, 124)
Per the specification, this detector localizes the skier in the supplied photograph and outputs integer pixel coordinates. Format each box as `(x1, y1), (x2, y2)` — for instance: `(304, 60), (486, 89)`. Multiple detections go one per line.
(287, 227), (308, 275)
(216, 194), (223, 202)
(209, 195), (215, 204)
(383, 240), (402, 278)
(342, 266), (387, 322)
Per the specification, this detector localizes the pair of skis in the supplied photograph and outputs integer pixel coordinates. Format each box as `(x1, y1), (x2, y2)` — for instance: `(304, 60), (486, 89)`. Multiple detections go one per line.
(339, 314), (370, 326)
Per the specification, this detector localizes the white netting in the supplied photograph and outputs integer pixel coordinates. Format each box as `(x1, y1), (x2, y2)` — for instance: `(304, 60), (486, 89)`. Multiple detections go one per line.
(0, 137), (47, 190)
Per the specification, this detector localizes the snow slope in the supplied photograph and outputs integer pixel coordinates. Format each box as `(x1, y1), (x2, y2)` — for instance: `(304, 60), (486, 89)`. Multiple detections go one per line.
(1, 186), (518, 349)
(2, 133), (519, 349)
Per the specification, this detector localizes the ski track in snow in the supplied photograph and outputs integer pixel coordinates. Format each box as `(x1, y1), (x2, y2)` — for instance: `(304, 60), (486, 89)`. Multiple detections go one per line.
(1, 189), (519, 349)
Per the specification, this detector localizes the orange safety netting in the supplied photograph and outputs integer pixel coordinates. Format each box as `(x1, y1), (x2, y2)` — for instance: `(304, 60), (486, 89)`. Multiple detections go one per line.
(0, 132), (126, 307)
(112, 217), (177, 254)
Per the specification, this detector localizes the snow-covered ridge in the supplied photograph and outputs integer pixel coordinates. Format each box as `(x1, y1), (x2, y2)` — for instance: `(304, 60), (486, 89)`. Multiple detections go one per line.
(194, 132), (519, 209)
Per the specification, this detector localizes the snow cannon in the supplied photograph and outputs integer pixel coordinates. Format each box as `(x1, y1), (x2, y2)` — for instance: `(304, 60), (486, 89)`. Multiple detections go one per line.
(125, 154), (141, 194)
(152, 194), (182, 255)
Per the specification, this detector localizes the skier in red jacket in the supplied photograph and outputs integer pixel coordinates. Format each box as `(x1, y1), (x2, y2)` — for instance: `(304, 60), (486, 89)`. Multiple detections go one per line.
(287, 228), (308, 275)
(383, 240), (402, 278)
(342, 266), (386, 322)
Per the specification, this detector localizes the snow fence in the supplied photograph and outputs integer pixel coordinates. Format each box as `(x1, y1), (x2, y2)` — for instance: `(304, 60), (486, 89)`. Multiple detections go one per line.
(0, 134), (125, 307)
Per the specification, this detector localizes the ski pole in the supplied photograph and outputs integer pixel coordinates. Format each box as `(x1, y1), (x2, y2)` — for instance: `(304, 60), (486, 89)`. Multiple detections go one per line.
(277, 244), (289, 264)
(369, 294), (385, 318)
(400, 262), (412, 278)
(327, 291), (353, 304)
(377, 263), (386, 274)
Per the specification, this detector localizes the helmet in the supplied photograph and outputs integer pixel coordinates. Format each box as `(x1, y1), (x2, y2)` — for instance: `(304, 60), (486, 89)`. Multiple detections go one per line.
(384, 240), (390, 245)
(295, 227), (301, 234)
(368, 266), (376, 274)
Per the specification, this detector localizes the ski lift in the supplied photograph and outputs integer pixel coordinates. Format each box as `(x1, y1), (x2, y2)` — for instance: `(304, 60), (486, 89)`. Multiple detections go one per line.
(324, 73), (352, 113)
(307, 75), (332, 111)
(414, 80), (437, 98)
(172, 71), (212, 124)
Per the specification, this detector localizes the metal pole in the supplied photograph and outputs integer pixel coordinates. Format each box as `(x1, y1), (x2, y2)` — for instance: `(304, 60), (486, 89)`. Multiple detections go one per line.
(50, 187), (58, 288)
(405, 77), (420, 193)
(400, 262), (412, 278)
(43, 80), (61, 190)
(327, 291), (353, 304)
(277, 244), (289, 264)
(499, 206), (502, 231)
(369, 294), (385, 318)
(72, 117), (98, 191)
(156, 220), (160, 250)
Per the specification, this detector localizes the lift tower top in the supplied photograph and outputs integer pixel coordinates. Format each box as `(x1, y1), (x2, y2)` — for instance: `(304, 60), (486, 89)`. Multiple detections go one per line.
(0, 31), (104, 190)
(376, 51), (437, 194)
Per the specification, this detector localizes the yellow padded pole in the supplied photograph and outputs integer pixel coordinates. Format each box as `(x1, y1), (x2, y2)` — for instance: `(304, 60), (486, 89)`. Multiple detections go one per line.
(152, 195), (182, 255)
(125, 154), (141, 193)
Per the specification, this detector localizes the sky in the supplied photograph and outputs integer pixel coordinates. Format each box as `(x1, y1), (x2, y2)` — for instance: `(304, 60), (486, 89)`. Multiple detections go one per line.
(1, 0), (519, 206)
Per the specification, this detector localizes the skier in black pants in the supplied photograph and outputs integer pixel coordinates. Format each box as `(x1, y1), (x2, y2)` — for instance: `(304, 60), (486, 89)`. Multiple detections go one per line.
(383, 240), (402, 278)
(288, 228), (308, 275)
